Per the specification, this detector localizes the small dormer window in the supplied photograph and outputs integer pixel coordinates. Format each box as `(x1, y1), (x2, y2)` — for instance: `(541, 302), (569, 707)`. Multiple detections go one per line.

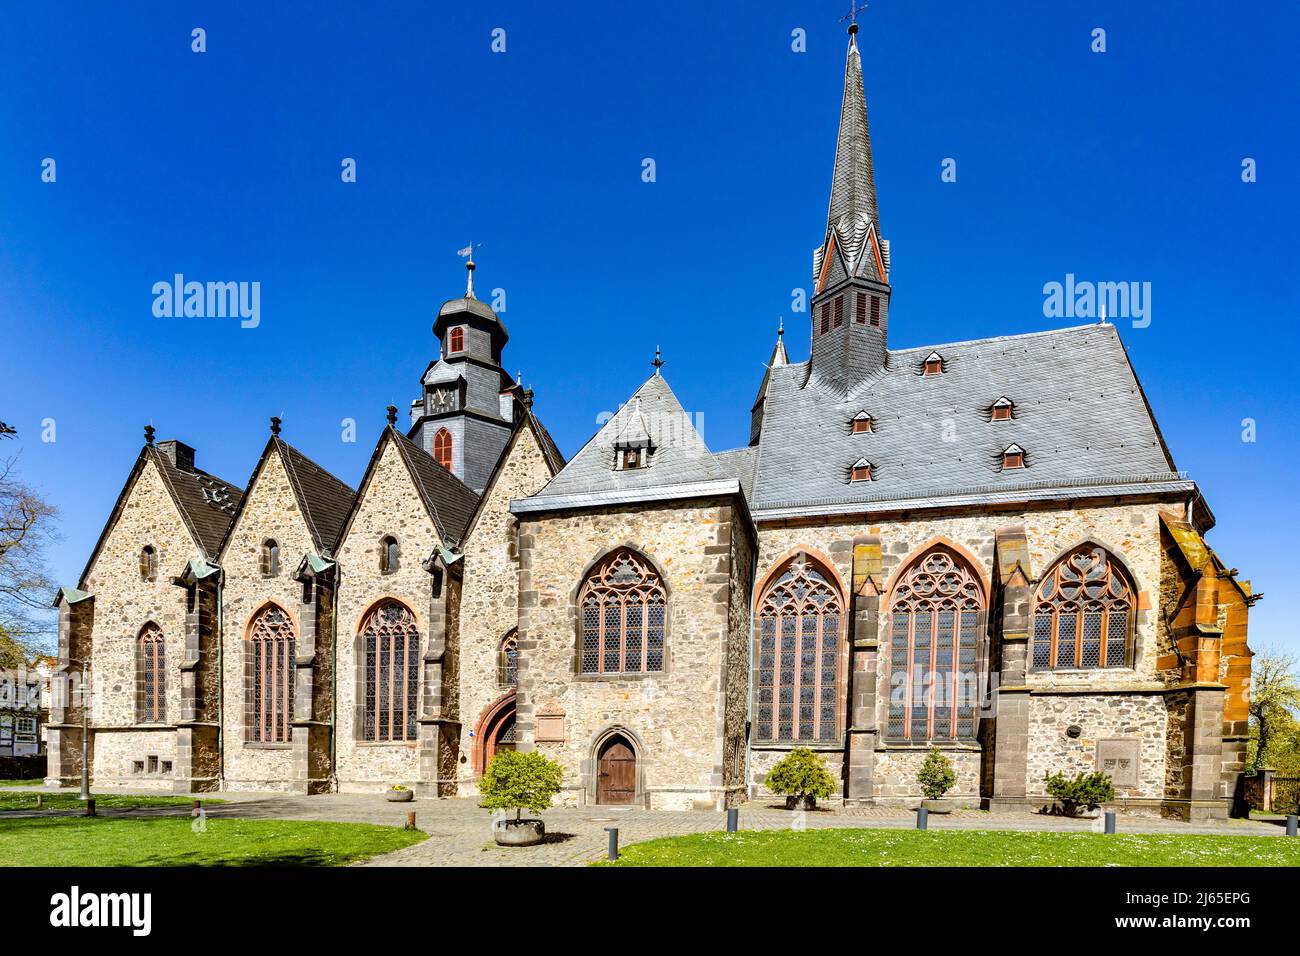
(923, 351), (944, 375)
(852, 411), (873, 434)
(1002, 444), (1026, 469)
(621, 447), (645, 469)
(261, 539), (281, 577)
(139, 545), (158, 582)
(380, 535), (399, 574)
(850, 457), (873, 482)
(991, 397), (1014, 421)
(449, 326), (465, 353)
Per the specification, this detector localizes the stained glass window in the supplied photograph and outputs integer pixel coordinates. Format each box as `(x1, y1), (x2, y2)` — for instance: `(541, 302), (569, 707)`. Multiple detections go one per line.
(1032, 546), (1133, 670)
(578, 549), (666, 675)
(886, 548), (984, 742)
(137, 623), (166, 724)
(362, 600), (420, 741)
(499, 631), (519, 688)
(248, 604), (295, 743)
(755, 556), (843, 743)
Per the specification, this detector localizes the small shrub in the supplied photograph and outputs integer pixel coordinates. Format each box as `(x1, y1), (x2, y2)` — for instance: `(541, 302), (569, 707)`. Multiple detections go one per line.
(917, 747), (956, 800)
(390, 784), (409, 792)
(1044, 771), (1116, 813)
(479, 750), (564, 820)
(764, 748), (836, 800)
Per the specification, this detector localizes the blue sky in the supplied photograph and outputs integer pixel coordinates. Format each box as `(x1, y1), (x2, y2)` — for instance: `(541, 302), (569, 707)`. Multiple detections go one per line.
(1, 1), (1296, 652)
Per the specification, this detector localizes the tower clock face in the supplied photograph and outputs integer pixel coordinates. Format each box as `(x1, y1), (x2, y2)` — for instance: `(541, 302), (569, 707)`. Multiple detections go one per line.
(431, 388), (454, 411)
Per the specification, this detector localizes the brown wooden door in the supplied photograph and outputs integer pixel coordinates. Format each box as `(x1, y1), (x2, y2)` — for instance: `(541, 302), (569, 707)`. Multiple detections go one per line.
(597, 736), (636, 804)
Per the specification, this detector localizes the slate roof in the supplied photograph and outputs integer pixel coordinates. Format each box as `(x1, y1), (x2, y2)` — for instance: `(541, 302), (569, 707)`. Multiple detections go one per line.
(148, 446), (243, 556)
(272, 438), (357, 555)
(751, 323), (1182, 515)
(524, 405), (567, 475)
(390, 428), (481, 545)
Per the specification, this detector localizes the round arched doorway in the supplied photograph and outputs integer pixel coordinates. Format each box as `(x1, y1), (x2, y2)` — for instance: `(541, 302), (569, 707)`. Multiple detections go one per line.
(596, 733), (637, 805)
(475, 692), (517, 775)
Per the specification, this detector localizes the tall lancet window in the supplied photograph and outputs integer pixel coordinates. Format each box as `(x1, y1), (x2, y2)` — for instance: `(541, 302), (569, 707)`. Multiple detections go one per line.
(362, 600), (420, 742)
(755, 556), (844, 743)
(433, 428), (453, 471)
(136, 623), (167, 724)
(578, 549), (667, 675)
(248, 604), (295, 743)
(886, 548), (985, 742)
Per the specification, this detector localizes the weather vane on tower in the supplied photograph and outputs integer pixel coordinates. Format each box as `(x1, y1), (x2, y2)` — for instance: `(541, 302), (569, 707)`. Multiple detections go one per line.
(840, 0), (867, 34)
(457, 241), (482, 298)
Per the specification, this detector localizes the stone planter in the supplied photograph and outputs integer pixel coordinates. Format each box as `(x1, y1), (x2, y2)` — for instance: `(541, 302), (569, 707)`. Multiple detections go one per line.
(785, 794), (817, 812)
(386, 789), (414, 803)
(494, 818), (545, 847)
(920, 798), (953, 814)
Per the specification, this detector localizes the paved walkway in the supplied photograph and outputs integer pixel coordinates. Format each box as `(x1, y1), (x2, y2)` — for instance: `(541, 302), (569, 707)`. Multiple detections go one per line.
(6, 785), (1289, 867)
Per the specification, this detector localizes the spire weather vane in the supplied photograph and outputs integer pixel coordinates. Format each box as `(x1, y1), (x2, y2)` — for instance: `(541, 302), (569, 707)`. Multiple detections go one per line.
(840, 0), (868, 28)
(457, 241), (482, 298)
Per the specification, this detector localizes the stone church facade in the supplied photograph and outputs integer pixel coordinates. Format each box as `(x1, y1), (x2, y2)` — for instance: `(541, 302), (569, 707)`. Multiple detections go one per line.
(47, 25), (1254, 820)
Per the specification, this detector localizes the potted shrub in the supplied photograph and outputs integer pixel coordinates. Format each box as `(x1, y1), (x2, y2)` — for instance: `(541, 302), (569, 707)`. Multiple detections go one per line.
(480, 750), (564, 846)
(386, 784), (413, 803)
(764, 747), (836, 811)
(917, 746), (957, 813)
(1044, 770), (1116, 818)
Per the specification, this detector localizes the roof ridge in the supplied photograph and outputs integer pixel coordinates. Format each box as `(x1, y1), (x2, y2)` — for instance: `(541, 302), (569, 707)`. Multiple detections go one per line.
(392, 428), (453, 542)
(888, 322), (1108, 356)
(274, 438), (326, 552)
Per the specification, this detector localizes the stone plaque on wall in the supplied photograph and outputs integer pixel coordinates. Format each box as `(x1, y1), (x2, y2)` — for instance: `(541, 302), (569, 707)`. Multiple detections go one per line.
(1096, 738), (1139, 787)
(535, 709), (565, 743)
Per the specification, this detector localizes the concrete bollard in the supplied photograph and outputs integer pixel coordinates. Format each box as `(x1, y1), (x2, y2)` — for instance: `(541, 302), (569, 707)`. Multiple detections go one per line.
(726, 808), (738, 833)
(605, 826), (619, 861)
(35, 794), (43, 809)
(85, 798), (96, 817)
(916, 807), (928, 830)
(1104, 811), (1117, 834)
(405, 811), (417, 831)
(1287, 814), (1298, 837)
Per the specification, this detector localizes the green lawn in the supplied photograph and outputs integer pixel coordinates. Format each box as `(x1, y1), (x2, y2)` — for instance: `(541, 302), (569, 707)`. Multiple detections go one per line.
(0, 779), (45, 788)
(0, 816), (426, 866)
(599, 827), (1300, 867)
(0, 791), (225, 812)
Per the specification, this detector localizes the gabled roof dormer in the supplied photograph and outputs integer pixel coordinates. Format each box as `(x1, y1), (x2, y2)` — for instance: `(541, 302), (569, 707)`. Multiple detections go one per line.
(922, 351), (945, 376)
(850, 457), (873, 482)
(1001, 444), (1026, 470)
(991, 396), (1014, 421)
(852, 410), (873, 434)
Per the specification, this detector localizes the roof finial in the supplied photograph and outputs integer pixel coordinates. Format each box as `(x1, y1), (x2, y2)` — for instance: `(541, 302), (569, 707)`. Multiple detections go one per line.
(1099, 300), (1108, 325)
(651, 345), (665, 376)
(270, 415), (282, 436)
(457, 241), (481, 299)
(840, 0), (866, 39)
(386, 405), (398, 426)
(144, 424), (156, 445)
(778, 317), (784, 337)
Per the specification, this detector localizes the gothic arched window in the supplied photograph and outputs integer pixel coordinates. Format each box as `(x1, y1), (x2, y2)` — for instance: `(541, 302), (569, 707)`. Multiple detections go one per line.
(886, 548), (985, 742)
(498, 631), (519, 688)
(362, 600), (420, 741)
(448, 326), (465, 353)
(248, 604), (295, 743)
(433, 429), (453, 471)
(755, 556), (844, 743)
(1032, 546), (1134, 671)
(579, 549), (666, 675)
(136, 623), (166, 724)
(261, 539), (280, 577)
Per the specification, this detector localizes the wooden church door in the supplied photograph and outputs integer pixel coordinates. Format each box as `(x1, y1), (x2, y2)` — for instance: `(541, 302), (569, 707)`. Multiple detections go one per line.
(597, 735), (636, 804)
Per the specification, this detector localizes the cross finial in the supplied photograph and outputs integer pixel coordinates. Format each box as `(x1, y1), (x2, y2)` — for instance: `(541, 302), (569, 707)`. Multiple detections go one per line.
(386, 405), (398, 426)
(144, 424), (155, 445)
(778, 317), (784, 337)
(840, 0), (867, 35)
(270, 415), (282, 436)
(651, 345), (665, 375)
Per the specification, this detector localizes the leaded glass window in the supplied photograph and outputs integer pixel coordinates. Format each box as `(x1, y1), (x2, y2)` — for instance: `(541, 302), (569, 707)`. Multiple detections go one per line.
(137, 623), (166, 724)
(886, 548), (984, 742)
(1032, 546), (1133, 670)
(499, 631), (519, 688)
(578, 549), (667, 675)
(362, 600), (420, 741)
(755, 556), (843, 743)
(248, 604), (295, 743)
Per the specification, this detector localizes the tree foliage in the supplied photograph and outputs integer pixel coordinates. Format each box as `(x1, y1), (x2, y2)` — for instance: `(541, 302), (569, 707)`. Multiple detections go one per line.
(1248, 647), (1300, 773)
(764, 747), (836, 799)
(0, 453), (59, 664)
(917, 746), (957, 800)
(1044, 771), (1115, 812)
(478, 750), (563, 819)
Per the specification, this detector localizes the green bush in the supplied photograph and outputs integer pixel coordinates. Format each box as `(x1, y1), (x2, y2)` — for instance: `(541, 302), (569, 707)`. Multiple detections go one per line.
(917, 747), (957, 800)
(1044, 770), (1116, 813)
(764, 748), (836, 799)
(479, 750), (564, 819)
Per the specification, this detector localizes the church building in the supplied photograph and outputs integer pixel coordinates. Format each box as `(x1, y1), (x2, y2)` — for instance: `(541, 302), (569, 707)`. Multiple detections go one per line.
(46, 24), (1254, 820)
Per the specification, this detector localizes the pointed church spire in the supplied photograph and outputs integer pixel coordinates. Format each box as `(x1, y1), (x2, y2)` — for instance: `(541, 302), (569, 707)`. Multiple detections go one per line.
(825, 21), (879, 252)
(769, 318), (789, 369)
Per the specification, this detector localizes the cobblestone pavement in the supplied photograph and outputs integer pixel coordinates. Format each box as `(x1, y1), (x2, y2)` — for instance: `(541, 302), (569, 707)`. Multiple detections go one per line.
(6, 786), (1285, 867)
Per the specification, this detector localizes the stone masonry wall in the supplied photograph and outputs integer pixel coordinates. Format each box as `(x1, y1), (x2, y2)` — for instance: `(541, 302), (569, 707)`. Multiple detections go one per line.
(83, 457), (200, 786)
(333, 436), (441, 791)
(220, 447), (315, 791)
(1027, 693), (1168, 799)
(456, 425), (554, 795)
(516, 497), (737, 810)
(753, 500), (1172, 800)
